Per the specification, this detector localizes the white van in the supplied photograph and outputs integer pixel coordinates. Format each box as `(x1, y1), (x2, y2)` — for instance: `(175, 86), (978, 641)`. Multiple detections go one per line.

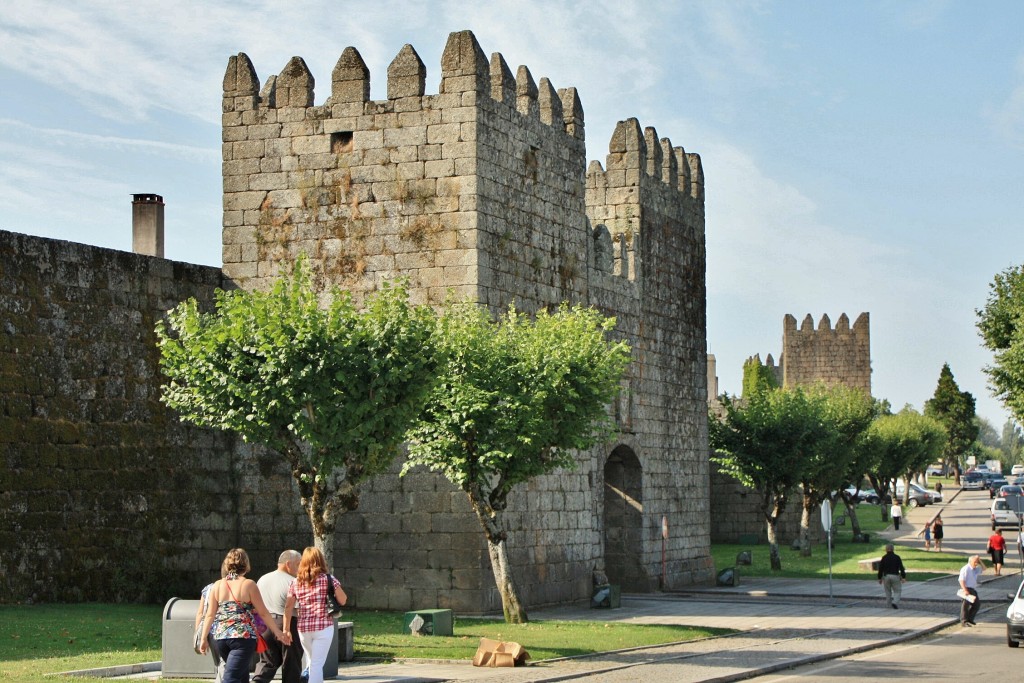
(1012, 464), (1024, 476)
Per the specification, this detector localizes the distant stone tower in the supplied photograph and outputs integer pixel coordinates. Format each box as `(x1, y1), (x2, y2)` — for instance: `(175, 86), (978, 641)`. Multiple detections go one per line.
(780, 313), (871, 393)
(219, 29), (711, 612)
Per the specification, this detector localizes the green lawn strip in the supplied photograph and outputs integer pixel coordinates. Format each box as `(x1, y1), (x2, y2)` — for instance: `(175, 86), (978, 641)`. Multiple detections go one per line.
(0, 603), (160, 682)
(711, 502), (965, 580)
(351, 610), (731, 660)
(0, 604), (732, 682)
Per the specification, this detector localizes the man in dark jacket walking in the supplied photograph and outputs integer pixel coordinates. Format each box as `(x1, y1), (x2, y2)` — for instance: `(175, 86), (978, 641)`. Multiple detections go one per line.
(877, 544), (906, 609)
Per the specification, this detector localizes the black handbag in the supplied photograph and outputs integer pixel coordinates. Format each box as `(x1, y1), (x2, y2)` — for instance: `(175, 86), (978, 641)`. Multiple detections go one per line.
(325, 574), (343, 617)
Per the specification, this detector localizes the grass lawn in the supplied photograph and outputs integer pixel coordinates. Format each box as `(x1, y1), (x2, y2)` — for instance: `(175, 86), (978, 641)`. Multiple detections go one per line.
(0, 604), (733, 682)
(711, 502), (966, 580)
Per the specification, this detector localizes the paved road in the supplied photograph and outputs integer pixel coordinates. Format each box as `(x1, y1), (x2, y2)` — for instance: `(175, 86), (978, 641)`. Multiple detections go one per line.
(891, 489), (1024, 572)
(749, 605), (1024, 681)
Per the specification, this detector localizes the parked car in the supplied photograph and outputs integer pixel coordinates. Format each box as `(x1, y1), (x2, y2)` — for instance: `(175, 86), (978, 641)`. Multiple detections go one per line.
(842, 485), (880, 504)
(1008, 577), (1024, 647)
(894, 482), (933, 507)
(963, 472), (987, 490)
(1013, 464), (1024, 476)
(926, 463), (944, 476)
(989, 477), (1010, 498)
(992, 497), (1024, 530)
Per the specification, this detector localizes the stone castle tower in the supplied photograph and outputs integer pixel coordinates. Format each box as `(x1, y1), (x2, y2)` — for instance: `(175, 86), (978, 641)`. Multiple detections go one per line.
(779, 313), (871, 393)
(219, 29), (712, 610)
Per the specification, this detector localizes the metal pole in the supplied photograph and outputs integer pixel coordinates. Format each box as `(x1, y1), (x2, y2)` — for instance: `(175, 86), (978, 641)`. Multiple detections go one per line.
(827, 526), (834, 602)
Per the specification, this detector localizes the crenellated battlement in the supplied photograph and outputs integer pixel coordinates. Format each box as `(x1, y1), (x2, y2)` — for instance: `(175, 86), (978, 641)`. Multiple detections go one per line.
(585, 118), (703, 200)
(783, 312), (869, 338)
(222, 30), (582, 141)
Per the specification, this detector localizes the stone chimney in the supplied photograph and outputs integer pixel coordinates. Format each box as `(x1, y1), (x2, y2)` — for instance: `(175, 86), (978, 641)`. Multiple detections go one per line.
(132, 193), (164, 258)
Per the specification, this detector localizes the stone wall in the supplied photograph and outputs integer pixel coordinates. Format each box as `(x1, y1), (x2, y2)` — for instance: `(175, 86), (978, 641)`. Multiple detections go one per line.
(0, 231), (246, 602)
(708, 467), (827, 546)
(781, 313), (871, 392)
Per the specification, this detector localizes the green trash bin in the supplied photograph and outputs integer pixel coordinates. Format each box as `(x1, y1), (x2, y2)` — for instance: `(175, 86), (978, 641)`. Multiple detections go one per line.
(403, 609), (453, 636)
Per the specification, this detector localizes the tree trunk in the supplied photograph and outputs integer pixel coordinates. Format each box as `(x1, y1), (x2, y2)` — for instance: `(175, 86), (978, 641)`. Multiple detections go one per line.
(486, 537), (528, 623)
(302, 480), (340, 570)
(464, 483), (528, 623)
(765, 516), (782, 570)
(799, 492), (813, 557)
(841, 494), (862, 537)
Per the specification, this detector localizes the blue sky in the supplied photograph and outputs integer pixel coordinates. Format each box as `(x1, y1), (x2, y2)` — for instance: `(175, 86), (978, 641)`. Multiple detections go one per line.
(2, 1), (1022, 427)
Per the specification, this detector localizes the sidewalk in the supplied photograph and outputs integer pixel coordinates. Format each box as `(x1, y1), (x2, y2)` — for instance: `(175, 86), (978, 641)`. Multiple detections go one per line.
(107, 486), (1020, 682)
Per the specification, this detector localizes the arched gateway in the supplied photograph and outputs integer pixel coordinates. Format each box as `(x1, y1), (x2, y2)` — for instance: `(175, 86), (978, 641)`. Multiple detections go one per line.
(602, 446), (648, 591)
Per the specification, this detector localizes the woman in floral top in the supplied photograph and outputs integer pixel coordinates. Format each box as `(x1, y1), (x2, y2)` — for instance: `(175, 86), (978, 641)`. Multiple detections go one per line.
(199, 548), (292, 683)
(284, 547), (348, 683)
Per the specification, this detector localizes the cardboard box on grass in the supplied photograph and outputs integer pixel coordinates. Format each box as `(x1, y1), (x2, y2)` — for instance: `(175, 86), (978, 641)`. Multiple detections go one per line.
(472, 637), (531, 667)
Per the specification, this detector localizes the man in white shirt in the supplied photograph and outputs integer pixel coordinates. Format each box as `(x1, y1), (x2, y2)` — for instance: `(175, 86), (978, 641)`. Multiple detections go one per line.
(253, 550), (303, 683)
(958, 554), (985, 626)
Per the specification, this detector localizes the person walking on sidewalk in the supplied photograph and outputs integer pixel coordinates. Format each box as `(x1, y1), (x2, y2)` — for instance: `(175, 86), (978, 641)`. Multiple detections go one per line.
(988, 529), (1007, 576)
(877, 544), (907, 608)
(923, 521), (932, 551)
(933, 515), (944, 551)
(253, 550), (303, 683)
(890, 501), (903, 530)
(959, 555), (986, 626)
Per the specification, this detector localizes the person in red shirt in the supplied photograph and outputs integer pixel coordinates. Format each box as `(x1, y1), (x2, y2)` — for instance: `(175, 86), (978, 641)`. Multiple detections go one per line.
(988, 529), (1007, 576)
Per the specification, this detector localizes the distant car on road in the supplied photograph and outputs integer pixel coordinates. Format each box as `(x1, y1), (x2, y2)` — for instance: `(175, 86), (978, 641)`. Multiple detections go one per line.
(992, 497), (1024, 530)
(1013, 464), (1024, 476)
(1000, 485), (1024, 498)
(963, 472), (987, 490)
(989, 477), (1010, 498)
(926, 464), (944, 476)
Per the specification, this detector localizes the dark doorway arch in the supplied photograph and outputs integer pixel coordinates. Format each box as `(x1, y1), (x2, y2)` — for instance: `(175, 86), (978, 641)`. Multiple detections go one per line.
(603, 446), (647, 591)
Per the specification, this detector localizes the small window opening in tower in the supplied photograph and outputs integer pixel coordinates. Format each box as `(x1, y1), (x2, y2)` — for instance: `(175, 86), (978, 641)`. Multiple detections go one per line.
(331, 131), (354, 154)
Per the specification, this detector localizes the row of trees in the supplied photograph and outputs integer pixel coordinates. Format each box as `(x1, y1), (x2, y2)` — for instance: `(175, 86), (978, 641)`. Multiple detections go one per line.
(709, 360), (949, 570)
(156, 261), (631, 623)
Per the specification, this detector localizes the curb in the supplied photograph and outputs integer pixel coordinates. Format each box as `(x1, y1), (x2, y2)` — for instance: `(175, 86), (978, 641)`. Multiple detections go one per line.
(48, 661), (161, 678)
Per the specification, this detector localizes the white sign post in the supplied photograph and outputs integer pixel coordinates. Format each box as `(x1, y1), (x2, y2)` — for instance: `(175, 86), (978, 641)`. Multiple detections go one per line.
(821, 503), (834, 602)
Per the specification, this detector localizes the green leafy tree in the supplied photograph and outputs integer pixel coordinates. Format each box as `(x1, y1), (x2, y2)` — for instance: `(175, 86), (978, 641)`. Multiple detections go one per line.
(862, 408), (946, 516)
(978, 265), (1024, 420)
(796, 386), (876, 556)
(924, 364), (978, 476)
(710, 387), (826, 570)
(837, 398), (889, 538)
(403, 302), (631, 624)
(155, 263), (440, 566)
